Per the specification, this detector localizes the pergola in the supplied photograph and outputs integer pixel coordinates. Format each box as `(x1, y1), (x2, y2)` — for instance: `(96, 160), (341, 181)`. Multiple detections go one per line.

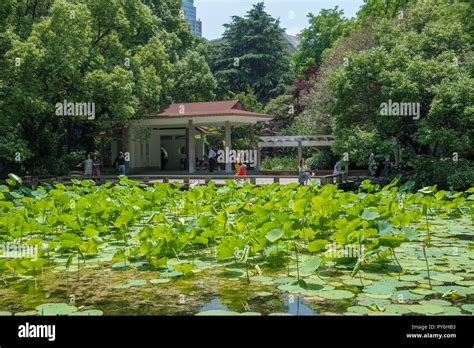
(129, 100), (274, 173)
(257, 135), (336, 168)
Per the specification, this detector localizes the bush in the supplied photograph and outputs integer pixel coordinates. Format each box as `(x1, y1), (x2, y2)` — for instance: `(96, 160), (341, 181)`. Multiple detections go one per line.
(261, 157), (299, 171)
(412, 156), (474, 191)
(306, 149), (336, 170)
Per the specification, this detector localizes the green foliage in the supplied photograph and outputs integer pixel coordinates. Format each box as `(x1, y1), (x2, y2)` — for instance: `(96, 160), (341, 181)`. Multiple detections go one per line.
(412, 157), (474, 191)
(294, 7), (355, 73)
(0, 177), (471, 298)
(0, 0), (214, 175)
(260, 157), (299, 171)
(209, 2), (292, 102)
(170, 50), (217, 103)
(306, 149), (336, 170)
(327, 1), (473, 186)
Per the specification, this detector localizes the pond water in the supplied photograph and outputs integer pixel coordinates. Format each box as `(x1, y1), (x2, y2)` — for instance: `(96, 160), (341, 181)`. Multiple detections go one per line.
(0, 213), (472, 316)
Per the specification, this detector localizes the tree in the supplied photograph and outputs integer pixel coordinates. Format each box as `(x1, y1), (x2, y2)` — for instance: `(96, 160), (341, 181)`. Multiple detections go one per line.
(294, 7), (355, 74)
(171, 50), (217, 103)
(0, 0), (211, 175)
(329, 1), (473, 188)
(357, 0), (414, 22)
(210, 2), (291, 103)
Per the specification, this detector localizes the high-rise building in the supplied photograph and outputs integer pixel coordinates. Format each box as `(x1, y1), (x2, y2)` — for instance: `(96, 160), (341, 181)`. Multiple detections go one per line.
(182, 0), (202, 37)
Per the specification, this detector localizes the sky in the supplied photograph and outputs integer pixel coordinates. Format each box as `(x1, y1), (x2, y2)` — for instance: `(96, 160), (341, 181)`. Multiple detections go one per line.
(194, 0), (366, 40)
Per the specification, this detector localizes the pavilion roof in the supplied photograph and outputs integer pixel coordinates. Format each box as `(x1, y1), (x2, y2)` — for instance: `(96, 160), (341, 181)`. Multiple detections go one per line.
(154, 100), (273, 119)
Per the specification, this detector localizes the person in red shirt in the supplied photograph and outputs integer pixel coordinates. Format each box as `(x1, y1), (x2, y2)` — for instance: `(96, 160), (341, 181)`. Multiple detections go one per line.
(235, 162), (247, 181)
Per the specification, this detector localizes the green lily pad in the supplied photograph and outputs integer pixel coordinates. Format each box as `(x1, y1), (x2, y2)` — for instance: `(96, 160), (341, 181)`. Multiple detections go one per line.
(431, 274), (464, 283)
(391, 290), (426, 302)
(385, 304), (412, 315)
(317, 290), (354, 300)
(343, 278), (370, 286)
(364, 293), (392, 299)
(217, 270), (244, 278)
(410, 288), (435, 295)
(36, 303), (78, 316)
(408, 304), (445, 315)
(443, 307), (463, 315)
(255, 292), (273, 297)
(419, 299), (452, 307)
(461, 304), (474, 313)
(455, 280), (474, 286)
(346, 306), (372, 314)
(433, 285), (474, 296)
(150, 278), (171, 285)
(357, 297), (391, 307)
(363, 283), (396, 295)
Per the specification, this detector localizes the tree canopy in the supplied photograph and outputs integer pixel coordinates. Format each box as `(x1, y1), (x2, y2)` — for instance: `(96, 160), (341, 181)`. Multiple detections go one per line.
(209, 2), (292, 103)
(0, 0), (216, 175)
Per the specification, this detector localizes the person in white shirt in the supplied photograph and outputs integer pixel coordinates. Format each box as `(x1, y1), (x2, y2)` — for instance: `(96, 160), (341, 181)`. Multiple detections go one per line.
(208, 148), (217, 172)
(84, 154), (93, 176)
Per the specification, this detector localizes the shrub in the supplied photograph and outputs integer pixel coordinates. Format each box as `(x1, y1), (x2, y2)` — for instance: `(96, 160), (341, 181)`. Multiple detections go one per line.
(411, 156), (474, 191)
(261, 157), (299, 171)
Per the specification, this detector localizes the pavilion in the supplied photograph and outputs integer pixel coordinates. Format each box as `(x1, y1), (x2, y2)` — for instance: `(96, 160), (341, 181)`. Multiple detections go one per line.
(113, 100), (274, 173)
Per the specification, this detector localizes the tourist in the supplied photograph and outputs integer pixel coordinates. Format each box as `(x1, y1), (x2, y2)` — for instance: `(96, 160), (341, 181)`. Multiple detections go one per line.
(333, 159), (343, 175)
(92, 155), (101, 177)
(298, 159), (312, 186)
(235, 162), (247, 182)
(115, 152), (126, 176)
(235, 153), (241, 174)
(368, 152), (376, 177)
(208, 147), (217, 172)
(161, 147), (168, 171)
(84, 153), (93, 176)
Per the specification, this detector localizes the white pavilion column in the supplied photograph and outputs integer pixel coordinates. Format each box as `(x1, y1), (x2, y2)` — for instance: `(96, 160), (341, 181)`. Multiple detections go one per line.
(188, 120), (196, 173)
(224, 121), (232, 173)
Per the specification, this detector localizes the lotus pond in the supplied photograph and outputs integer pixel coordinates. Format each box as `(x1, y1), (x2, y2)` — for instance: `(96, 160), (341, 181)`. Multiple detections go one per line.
(0, 178), (473, 316)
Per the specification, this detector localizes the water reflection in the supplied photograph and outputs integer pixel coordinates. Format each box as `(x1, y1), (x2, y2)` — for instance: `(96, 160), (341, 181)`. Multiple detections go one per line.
(198, 294), (317, 316)
(283, 295), (317, 316)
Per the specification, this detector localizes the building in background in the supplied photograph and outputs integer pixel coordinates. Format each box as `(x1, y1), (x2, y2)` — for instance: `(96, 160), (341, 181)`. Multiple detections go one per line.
(182, 0), (202, 37)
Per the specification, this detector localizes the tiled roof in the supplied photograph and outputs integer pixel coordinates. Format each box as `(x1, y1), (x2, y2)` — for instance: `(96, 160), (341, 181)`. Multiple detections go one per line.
(154, 100), (273, 119)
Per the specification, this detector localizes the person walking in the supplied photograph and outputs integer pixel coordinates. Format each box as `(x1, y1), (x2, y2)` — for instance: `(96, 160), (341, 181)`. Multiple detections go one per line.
(84, 153), (93, 176)
(208, 147), (217, 172)
(235, 162), (247, 182)
(368, 152), (376, 177)
(92, 155), (101, 177)
(115, 152), (126, 176)
(298, 158), (312, 186)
